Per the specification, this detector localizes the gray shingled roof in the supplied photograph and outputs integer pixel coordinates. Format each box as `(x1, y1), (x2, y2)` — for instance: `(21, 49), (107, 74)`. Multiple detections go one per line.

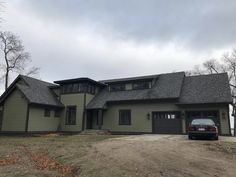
(0, 75), (63, 107)
(87, 72), (232, 109)
(17, 75), (64, 107)
(179, 73), (232, 104)
(86, 72), (185, 109)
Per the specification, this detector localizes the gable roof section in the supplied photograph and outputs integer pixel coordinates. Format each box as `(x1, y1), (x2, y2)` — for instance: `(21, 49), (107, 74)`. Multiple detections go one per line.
(86, 72), (185, 109)
(179, 73), (232, 104)
(0, 75), (64, 107)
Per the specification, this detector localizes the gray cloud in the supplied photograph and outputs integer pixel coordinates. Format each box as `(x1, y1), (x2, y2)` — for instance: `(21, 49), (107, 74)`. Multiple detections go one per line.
(0, 0), (236, 91)
(20, 0), (236, 50)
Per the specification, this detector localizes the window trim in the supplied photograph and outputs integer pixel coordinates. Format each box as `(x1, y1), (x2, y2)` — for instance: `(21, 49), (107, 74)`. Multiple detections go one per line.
(119, 109), (131, 125)
(44, 108), (51, 117)
(65, 106), (77, 125)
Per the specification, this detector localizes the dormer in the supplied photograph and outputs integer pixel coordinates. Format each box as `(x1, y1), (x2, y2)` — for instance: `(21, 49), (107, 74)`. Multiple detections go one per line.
(100, 75), (158, 92)
(54, 77), (105, 95)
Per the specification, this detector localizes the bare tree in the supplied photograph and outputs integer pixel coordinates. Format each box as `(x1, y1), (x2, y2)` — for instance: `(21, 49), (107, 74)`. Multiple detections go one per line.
(0, 31), (39, 90)
(189, 49), (236, 136)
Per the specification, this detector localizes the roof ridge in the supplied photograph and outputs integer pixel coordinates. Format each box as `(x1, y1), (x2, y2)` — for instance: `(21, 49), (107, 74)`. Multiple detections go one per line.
(186, 72), (228, 78)
(99, 71), (185, 83)
(20, 75), (56, 86)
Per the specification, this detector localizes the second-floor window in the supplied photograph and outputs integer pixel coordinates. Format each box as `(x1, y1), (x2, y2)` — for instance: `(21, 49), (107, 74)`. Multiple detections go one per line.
(110, 84), (125, 91)
(62, 83), (96, 94)
(132, 81), (150, 90)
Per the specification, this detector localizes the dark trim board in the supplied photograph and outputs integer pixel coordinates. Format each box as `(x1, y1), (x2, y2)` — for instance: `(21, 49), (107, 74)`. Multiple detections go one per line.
(82, 93), (87, 131)
(227, 105), (231, 136)
(0, 104), (5, 131)
(25, 104), (30, 132)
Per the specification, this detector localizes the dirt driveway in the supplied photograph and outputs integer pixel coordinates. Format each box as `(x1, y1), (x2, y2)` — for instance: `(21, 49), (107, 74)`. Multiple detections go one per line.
(0, 135), (235, 177)
(80, 135), (236, 177)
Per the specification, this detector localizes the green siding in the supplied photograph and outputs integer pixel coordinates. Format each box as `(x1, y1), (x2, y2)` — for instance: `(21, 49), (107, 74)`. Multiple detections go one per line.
(100, 102), (230, 135)
(60, 94), (85, 131)
(102, 102), (180, 133)
(28, 107), (60, 132)
(1, 89), (28, 132)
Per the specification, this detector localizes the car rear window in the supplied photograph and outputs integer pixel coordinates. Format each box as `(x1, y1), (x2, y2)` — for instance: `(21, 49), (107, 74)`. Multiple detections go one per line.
(191, 119), (215, 125)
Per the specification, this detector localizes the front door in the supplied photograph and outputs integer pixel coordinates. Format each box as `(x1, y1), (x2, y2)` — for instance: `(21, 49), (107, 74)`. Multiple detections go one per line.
(0, 110), (3, 131)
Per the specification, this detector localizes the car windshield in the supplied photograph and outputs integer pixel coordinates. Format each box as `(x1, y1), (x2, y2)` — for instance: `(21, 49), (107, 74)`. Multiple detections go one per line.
(191, 119), (215, 125)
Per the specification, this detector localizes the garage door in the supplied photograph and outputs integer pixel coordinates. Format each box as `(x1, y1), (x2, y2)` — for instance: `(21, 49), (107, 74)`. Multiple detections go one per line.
(185, 111), (221, 134)
(152, 112), (182, 134)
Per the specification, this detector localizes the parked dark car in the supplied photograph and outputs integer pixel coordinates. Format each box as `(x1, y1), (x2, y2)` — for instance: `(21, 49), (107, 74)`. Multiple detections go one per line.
(188, 118), (218, 140)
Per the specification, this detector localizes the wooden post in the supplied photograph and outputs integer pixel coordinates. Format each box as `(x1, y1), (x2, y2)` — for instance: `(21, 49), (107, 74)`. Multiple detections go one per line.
(98, 109), (103, 130)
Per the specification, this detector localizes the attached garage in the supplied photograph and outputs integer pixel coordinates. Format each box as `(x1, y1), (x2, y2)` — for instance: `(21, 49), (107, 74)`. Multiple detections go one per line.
(152, 112), (182, 134)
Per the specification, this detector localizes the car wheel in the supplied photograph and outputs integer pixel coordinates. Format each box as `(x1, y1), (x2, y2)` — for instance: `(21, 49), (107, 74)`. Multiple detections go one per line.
(214, 136), (219, 140)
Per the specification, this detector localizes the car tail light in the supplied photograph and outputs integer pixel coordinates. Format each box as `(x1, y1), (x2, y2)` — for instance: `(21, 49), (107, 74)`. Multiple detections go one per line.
(188, 126), (195, 131)
(208, 126), (217, 132)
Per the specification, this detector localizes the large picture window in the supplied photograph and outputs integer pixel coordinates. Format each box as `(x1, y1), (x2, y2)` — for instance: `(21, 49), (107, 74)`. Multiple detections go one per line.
(66, 106), (76, 125)
(119, 110), (131, 125)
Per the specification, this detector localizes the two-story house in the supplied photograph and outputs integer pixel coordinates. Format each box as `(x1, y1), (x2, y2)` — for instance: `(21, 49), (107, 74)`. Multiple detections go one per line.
(0, 71), (232, 135)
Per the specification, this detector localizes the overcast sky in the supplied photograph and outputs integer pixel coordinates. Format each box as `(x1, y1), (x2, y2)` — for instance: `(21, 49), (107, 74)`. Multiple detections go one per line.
(1, 0), (236, 84)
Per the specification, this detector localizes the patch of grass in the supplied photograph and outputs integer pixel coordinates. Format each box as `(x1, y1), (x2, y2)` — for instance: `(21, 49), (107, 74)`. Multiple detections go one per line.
(0, 135), (121, 176)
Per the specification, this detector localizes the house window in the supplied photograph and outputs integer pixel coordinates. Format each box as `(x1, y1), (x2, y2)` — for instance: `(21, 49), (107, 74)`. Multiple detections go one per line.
(66, 106), (76, 125)
(87, 84), (96, 94)
(119, 110), (131, 125)
(80, 83), (88, 92)
(54, 110), (60, 118)
(132, 81), (150, 90)
(110, 84), (125, 91)
(44, 109), (51, 117)
(72, 83), (79, 93)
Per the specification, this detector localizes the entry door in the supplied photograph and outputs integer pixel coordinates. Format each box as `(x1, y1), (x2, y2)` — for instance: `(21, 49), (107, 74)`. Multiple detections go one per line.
(0, 110), (3, 131)
(185, 111), (221, 134)
(152, 112), (182, 134)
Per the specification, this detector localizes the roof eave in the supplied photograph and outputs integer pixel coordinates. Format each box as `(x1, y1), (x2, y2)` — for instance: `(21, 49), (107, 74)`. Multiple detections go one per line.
(29, 102), (65, 108)
(176, 101), (233, 105)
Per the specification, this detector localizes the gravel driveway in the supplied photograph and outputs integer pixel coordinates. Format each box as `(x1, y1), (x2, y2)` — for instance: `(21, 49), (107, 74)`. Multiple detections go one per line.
(80, 135), (236, 177)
